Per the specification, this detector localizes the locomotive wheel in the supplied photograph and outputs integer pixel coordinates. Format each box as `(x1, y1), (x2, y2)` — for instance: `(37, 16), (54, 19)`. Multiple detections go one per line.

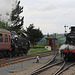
(18, 50), (23, 56)
(7, 51), (12, 57)
(4, 51), (7, 57)
(64, 56), (67, 61)
(16, 50), (19, 56)
(64, 54), (69, 61)
(11, 51), (16, 57)
(24, 50), (28, 55)
(0, 52), (4, 58)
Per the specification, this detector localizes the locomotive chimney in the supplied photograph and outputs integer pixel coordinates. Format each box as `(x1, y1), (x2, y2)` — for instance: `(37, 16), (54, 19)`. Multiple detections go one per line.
(70, 26), (75, 33)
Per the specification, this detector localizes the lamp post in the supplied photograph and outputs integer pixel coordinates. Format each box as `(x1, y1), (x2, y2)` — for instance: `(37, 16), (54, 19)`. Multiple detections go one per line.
(64, 25), (68, 36)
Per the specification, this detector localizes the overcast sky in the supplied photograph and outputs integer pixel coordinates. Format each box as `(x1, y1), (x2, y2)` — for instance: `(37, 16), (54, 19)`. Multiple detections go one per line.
(0, 0), (75, 34)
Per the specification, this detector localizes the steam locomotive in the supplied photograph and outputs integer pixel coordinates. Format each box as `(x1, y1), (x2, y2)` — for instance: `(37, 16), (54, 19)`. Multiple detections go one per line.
(0, 29), (30, 58)
(60, 26), (75, 60)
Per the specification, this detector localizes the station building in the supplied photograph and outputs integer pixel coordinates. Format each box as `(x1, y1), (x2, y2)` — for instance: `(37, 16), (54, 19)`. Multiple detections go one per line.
(45, 33), (57, 50)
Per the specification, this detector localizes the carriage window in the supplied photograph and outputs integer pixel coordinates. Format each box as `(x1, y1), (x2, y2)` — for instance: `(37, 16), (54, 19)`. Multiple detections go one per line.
(5, 34), (8, 42)
(0, 34), (3, 42)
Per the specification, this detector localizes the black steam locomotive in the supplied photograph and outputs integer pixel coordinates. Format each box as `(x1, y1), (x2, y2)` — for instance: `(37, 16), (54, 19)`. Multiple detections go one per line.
(60, 26), (75, 60)
(0, 29), (30, 57)
(11, 31), (30, 56)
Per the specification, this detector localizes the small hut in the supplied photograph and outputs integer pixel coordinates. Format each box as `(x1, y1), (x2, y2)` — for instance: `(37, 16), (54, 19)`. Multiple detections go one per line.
(45, 33), (57, 50)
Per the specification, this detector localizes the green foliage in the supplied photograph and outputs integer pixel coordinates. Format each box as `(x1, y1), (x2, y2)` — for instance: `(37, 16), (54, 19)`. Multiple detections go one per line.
(38, 35), (46, 45)
(25, 24), (43, 47)
(58, 43), (63, 48)
(37, 34), (66, 46)
(37, 42), (46, 46)
(28, 48), (50, 53)
(17, 28), (25, 33)
(56, 34), (66, 43)
(10, 0), (24, 32)
(0, 21), (9, 29)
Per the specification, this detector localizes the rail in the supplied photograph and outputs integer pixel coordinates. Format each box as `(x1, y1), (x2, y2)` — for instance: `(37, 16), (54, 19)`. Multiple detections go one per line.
(30, 52), (58, 75)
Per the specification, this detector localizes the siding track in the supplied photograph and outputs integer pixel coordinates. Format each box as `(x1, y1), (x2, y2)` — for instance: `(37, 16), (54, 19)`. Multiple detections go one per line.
(0, 51), (56, 67)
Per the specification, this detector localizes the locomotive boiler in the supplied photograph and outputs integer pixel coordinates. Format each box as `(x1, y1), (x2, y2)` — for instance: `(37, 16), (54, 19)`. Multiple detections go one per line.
(60, 26), (75, 60)
(0, 29), (30, 57)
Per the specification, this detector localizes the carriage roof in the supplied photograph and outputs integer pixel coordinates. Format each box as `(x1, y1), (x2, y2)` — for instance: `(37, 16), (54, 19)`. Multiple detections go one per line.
(0, 29), (10, 34)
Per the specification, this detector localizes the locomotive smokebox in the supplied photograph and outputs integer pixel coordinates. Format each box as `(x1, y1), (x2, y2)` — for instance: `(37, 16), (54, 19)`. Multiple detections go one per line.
(70, 26), (75, 33)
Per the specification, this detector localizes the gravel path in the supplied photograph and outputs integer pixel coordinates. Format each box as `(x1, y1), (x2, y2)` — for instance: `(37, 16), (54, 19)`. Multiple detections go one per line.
(0, 55), (54, 75)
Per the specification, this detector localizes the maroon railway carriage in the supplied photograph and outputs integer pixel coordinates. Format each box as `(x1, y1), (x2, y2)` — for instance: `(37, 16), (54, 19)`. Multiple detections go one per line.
(0, 29), (11, 50)
(0, 29), (11, 57)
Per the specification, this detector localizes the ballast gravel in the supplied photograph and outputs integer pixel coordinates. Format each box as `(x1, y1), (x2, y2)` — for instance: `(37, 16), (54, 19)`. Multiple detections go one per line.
(0, 55), (54, 75)
(1, 54), (75, 75)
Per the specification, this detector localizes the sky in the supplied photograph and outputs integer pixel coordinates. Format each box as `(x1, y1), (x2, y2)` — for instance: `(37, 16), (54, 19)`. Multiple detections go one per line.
(0, 0), (75, 34)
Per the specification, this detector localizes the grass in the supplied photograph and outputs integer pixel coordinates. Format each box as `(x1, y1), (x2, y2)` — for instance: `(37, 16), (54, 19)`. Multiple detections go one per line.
(28, 48), (50, 53)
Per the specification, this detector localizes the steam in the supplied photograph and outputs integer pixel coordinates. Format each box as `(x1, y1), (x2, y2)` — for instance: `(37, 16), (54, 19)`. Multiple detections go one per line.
(0, 0), (16, 22)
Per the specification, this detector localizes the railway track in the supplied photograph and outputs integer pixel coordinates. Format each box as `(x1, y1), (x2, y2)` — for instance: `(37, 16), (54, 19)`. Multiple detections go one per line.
(0, 50), (56, 61)
(29, 52), (75, 75)
(0, 51), (57, 67)
(30, 52), (58, 75)
(54, 61), (75, 75)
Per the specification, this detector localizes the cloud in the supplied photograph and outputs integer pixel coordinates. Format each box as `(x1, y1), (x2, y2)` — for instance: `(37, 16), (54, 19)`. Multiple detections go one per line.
(20, 0), (75, 34)
(0, 0), (75, 34)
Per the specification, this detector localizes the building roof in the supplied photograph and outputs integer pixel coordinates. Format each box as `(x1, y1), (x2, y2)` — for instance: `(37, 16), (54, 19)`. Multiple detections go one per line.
(0, 29), (10, 34)
(46, 33), (57, 40)
(46, 35), (57, 40)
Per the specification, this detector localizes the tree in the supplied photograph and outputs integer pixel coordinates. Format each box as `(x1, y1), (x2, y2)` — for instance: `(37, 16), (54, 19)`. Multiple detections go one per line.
(0, 21), (9, 29)
(25, 24), (43, 47)
(10, 0), (24, 32)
